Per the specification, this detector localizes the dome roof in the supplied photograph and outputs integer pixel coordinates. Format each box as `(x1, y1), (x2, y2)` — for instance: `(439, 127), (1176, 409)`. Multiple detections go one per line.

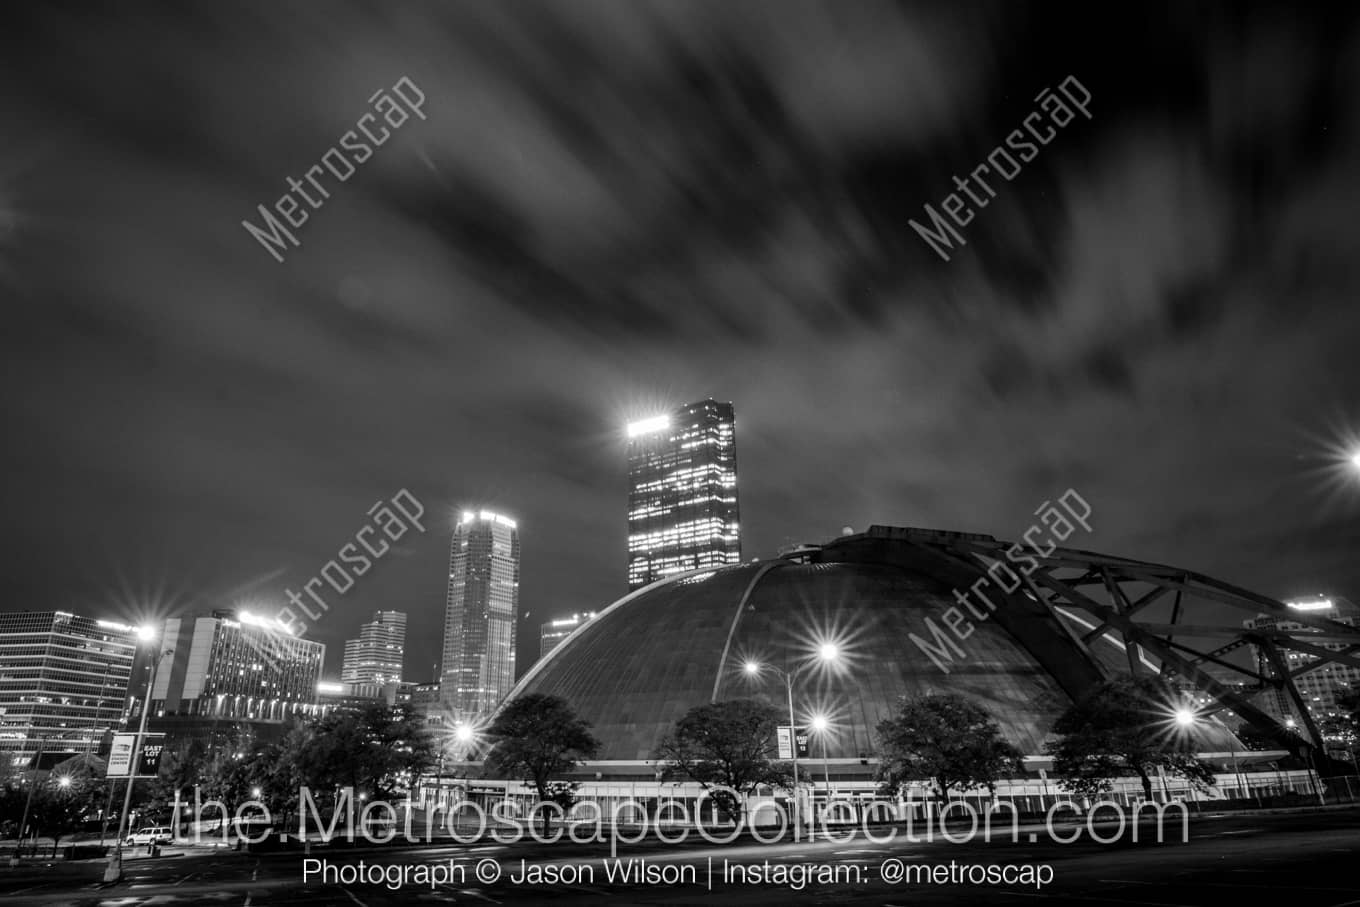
(507, 531), (1240, 762)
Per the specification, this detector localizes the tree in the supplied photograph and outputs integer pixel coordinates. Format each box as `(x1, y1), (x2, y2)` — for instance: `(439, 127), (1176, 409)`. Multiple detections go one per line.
(1045, 676), (1218, 800)
(654, 699), (791, 826)
(876, 693), (1023, 803)
(296, 703), (435, 805)
(31, 757), (108, 856)
(251, 722), (310, 832)
(483, 694), (600, 833)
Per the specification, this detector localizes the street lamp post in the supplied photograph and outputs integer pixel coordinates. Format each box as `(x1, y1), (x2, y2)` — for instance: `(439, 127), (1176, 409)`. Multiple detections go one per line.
(105, 630), (172, 884)
(10, 736), (47, 865)
(743, 643), (841, 837)
(1229, 748), (1249, 803)
(811, 715), (832, 793)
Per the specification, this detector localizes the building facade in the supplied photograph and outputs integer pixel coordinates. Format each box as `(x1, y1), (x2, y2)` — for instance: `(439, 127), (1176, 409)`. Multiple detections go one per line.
(440, 511), (520, 718)
(142, 610), (325, 729)
(315, 679), (401, 714)
(539, 612), (597, 660)
(0, 612), (138, 765)
(626, 398), (741, 591)
(1245, 596), (1360, 724)
(340, 610), (406, 685)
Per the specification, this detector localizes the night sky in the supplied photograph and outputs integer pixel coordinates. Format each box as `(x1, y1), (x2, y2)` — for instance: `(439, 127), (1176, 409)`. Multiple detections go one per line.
(3, 1), (1358, 681)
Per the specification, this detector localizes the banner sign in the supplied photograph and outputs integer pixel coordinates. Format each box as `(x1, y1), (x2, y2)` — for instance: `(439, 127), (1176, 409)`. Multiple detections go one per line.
(106, 733), (165, 778)
(776, 726), (810, 760)
(137, 737), (165, 777)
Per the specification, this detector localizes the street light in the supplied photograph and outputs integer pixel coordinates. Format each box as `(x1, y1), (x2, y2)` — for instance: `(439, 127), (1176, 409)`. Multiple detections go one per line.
(743, 644), (842, 834)
(105, 627), (173, 883)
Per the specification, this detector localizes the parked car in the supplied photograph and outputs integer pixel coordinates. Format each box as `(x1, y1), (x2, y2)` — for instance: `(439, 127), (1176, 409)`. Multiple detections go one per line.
(126, 826), (173, 846)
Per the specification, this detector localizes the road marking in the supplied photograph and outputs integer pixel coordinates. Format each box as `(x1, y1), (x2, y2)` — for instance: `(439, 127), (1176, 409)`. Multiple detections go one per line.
(341, 888), (369, 907)
(243, 894), (253, 907)
(457, 890), (502, 904)
(173, 872), (194, 885)
(991, 893), (1192, 906)
(1175, 882), (1359, 892)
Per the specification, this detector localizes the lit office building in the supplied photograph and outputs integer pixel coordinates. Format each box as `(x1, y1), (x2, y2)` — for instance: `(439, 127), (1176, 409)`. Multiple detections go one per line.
(315, 679), (400, 715)
(0, 612), (138, 765)
(340, 610), (407, 685)
(408, 680), (443, 725)
(139, 610), (325, 734)
(627, 398), (740, 591)
(539, 612), (597, 660)
(441, 511), (520, 717)
(1245, 595), (1360, 723)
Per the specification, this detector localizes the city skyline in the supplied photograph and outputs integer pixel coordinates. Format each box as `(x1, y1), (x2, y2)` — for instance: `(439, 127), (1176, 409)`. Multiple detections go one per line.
(4, 4), (1360, 899)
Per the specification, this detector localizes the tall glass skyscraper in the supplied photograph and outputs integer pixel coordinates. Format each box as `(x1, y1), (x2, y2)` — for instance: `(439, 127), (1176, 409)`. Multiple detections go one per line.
(627, 398), (741, 591)
(340, 610), (407, 685)
(441, 510), (520, 717)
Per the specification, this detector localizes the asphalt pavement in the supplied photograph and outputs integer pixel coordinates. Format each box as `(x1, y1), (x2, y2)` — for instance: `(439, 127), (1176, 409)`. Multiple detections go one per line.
(0, 809), (1355, 906)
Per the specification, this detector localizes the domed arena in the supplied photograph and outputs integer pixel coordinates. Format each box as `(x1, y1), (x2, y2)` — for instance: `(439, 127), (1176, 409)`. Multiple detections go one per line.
(506, 525), (1247, 764)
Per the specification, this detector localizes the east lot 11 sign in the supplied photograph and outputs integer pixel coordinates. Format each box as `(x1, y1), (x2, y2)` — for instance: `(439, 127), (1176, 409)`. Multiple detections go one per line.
(776, 726), (810, 760)
(106, 733), (166, 778)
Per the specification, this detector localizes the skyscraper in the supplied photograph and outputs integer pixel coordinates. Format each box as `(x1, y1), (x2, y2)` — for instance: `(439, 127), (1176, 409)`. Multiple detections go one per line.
(441, 510), (520, 717)
(626, 398), (740, 591)
(539, 612), (597, 660)
(340, 610), (407, 685)
(0, 612), (137, 764)
(132, 609), (325, 743)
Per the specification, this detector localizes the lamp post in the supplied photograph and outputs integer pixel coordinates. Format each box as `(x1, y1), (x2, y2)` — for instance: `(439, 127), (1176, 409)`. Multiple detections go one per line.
(10, 736), (47, 865)
(104, 628), (173, 884)
(743, 642), (841, 836)
(1177, 705), (1256, 806)
(810, 715), (832, 793)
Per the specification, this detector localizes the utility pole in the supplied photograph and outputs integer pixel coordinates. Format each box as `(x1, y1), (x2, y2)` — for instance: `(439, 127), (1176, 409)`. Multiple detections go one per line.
(105, 641), (172, 884)
(10, 736), (46, 865)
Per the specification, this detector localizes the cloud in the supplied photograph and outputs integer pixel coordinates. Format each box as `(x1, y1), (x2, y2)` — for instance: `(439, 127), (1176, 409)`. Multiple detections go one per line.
(1, 1), (1358, 676)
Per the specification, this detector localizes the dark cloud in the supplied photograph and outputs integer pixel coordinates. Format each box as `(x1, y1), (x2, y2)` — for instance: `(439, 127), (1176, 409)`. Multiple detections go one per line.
(2, 0), (1359, 676)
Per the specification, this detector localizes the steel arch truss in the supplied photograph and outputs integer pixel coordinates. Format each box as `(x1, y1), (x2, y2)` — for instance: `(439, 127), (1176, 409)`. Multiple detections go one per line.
(827, 526), (1360, 761)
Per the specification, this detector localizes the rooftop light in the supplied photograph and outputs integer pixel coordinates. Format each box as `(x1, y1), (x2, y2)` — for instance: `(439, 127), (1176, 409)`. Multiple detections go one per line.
(626, 415), (670, 438)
